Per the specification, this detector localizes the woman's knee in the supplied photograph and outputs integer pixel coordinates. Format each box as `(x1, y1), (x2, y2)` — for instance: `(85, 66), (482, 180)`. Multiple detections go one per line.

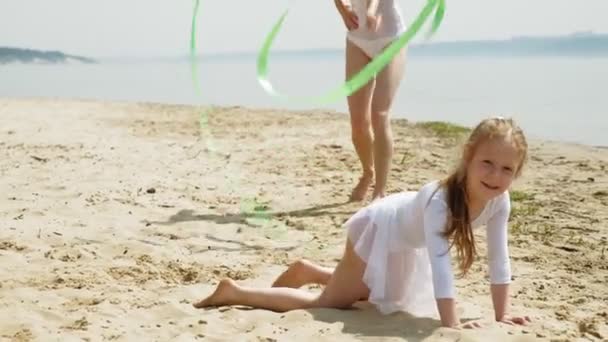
(371, 110), (391, 131)
(350, 117), (372, 135)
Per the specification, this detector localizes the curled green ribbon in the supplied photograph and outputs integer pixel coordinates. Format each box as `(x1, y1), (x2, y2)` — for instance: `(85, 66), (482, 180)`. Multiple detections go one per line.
(190, 0), (282, 232)
(187, 0), (444, 233)
(190, 0), (203, 95)
(190, 0), (216, 152)
(257, 0), (446, 105)
(190, 0), (445, 104)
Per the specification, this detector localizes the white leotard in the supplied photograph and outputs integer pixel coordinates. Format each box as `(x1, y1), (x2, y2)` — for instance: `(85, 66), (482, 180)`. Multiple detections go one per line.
(414, 181), (512, 298)
(346, 0), (406, 57)
(344, 180), (512, 316)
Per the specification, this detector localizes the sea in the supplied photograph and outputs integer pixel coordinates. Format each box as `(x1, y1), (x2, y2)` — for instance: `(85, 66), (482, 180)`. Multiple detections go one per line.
(1, 51), (607, 146)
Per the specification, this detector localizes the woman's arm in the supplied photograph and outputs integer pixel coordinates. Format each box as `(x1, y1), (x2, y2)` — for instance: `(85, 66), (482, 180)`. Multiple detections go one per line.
(334, 0), (349, 15)
(365, 0), (381, 31)
(366, 0), (380, 16)
(334, 0), (358, 30)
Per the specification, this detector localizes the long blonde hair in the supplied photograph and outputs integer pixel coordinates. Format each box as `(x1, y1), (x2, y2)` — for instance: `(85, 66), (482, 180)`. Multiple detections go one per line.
(441, 117), (528, 275)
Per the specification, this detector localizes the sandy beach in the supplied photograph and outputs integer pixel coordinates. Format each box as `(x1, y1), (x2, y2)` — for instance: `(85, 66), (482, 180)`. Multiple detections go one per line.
(1, 98), (606, 341)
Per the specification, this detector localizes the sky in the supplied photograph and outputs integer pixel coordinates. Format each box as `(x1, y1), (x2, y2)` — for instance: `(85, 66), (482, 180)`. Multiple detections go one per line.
(1, 0), (607, 58)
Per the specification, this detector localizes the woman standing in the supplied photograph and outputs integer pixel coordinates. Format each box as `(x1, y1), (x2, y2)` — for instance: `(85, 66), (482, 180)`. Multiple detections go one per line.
(334, 0), (407, 201)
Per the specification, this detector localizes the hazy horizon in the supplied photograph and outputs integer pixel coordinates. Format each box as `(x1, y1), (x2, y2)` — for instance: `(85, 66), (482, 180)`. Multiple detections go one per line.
(2, 57), (607, 147)
(2, 0), (608, 58)
(3, 31), (607, 61)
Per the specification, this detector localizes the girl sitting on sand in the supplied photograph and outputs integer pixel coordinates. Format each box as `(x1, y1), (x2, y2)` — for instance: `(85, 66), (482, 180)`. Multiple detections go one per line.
(193, 117), (531, 329)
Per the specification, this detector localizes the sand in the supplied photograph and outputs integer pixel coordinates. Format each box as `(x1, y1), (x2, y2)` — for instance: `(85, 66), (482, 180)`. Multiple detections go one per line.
(0, 98), (606, 341)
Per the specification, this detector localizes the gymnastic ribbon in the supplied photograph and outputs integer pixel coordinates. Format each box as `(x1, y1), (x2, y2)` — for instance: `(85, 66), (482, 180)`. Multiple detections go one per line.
(188, 0), (444, 148)
(255, 0), (446, 104)
(189, 0), (281, 230)
(190, 0), (216, 152)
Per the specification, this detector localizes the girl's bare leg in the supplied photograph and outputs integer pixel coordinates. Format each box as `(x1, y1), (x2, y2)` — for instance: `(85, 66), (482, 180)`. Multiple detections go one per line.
(271, 259), (333, 288)
(193, 239), (369, 311)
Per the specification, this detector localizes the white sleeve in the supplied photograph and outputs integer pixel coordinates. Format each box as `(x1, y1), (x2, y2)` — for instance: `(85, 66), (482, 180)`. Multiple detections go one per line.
(486, 192), (512, 284)
(423, 196), (455, 299)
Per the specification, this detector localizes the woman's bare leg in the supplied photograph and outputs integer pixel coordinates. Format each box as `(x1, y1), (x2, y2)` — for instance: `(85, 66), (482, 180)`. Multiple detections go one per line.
(193, 239), (369, 312)
(346, 39), (376, 202)
(369, 46), (406, 200)
(271, 259), (333, 288)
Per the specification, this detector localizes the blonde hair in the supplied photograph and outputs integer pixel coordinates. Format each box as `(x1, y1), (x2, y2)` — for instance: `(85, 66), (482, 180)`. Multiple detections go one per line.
(440, 117), (528, 275)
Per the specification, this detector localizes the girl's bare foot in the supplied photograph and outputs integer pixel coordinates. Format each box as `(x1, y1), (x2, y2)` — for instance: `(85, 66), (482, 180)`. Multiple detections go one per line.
(193, 278), (238, 308)
(350, 173), (373, 202)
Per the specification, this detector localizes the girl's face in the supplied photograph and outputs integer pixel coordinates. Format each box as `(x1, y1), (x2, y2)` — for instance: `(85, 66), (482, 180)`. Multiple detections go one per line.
(466, 137), (520, 204)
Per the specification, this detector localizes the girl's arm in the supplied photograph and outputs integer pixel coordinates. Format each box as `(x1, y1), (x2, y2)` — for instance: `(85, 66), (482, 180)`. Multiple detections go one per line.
(491, 284), (509, 321)
(423, 195), (460, 327)
(485, 193), (512, 319)
(486, 192), (531, 325)
(492, 283), (531, 324)
(436, 298), (459, 327)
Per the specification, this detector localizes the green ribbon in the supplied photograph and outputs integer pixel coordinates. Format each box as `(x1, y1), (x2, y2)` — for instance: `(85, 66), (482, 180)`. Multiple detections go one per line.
(190, 0), (217, 152)
(256, 0), (446, 104)
(188, 0), (445, 227)
(190, 0), (445, 106)
(190, 0), (202, 95)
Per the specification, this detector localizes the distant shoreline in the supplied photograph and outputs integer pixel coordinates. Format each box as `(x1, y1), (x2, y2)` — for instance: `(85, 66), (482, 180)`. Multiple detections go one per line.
(4, 32), (606, 64)
(231, 32), (608, 59)
(406, 32), (608, 58)
(0, 47), (97, 65)
(96, 32), (608, 63)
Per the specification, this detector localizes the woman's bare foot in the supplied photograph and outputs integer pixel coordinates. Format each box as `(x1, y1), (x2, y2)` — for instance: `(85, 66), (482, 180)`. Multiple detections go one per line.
(371, 189), (385, 201)
(350, 173), (373, 202)
(193, 278), (238, 308)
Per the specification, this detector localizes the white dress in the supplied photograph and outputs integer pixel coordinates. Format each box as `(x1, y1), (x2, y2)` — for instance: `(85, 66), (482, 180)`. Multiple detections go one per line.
(343, 180), (512, 317)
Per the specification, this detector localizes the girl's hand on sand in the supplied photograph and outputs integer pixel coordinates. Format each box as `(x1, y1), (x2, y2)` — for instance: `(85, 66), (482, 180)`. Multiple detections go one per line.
(341, 6), (359, 31)
(498, 315), (532, 326)
(457, 319), (484, 329)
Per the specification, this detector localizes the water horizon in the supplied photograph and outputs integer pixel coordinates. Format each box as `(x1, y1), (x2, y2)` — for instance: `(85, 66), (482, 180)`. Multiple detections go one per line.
(1, 53), (607, 147)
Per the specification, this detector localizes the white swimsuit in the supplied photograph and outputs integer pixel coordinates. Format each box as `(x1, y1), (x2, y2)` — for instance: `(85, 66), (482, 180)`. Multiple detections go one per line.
(344, 180), (512, 317)
(346, 0), (406, 58)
